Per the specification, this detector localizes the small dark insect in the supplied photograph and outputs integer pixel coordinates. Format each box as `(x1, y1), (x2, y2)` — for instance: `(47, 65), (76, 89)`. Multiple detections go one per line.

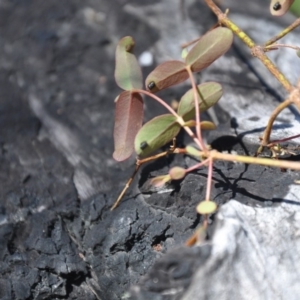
(140, 141), (148, 150)
(148, 81), (156, 90)
(273, 1), (281, 10)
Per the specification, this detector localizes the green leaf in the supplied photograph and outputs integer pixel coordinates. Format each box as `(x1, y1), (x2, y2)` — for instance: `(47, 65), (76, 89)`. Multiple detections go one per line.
(290, 0), (300, 16)
(185, 27), (233, 72)
(134, 114), (181, 157)
(113, 91), (144, 161)
(200, 121), (216, 130)
(178, 82), (222, 121)
(196, 201), (217, 215)
(169, 166), (186, 180)
(114, 36), (143, 90)
(181, 48), (188, 59)
(145, 60), (189, 93)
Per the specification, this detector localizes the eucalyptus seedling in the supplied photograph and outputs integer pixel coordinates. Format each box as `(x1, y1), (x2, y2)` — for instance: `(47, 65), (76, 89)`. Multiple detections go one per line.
(112, 27), (232, 210)
(112, 2), (300, 244)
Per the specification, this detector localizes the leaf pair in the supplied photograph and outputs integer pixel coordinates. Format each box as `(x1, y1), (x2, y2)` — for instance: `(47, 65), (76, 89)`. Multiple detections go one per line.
(146, 27), (233, 93)
(135, 82), (222, 158)
(113, 27), (234, 161)
(113, 37), (144, 161)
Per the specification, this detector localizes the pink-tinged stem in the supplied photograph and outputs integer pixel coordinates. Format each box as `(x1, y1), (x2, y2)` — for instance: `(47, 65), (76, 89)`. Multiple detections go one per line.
(185, 66), (207, 152)
(268, 133), (300, 146)
(185, 158), (210, 173)
(205, 157), (213, 201)
(135, 89), (203, 150)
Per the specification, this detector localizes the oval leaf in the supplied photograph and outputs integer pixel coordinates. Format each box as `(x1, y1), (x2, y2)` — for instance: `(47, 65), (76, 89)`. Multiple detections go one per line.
(135, 114), (181, 157)
(113, 91), (144, 161)
(183, 120), (197, 127)
(196, 201), (217, 215)
(178, 82), (222, 121)
(200, 121), (216, 130)
(169, 166), (186, 180)
(145, 61), (189, 93)
(115, 36), (143, 90)
(270, 0), (294, 16)
(185, 27), (233, 72)
(183, 120), (216, 130)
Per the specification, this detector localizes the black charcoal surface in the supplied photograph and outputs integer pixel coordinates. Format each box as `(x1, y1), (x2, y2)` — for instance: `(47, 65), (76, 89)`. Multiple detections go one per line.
(0, 0), (299, 299)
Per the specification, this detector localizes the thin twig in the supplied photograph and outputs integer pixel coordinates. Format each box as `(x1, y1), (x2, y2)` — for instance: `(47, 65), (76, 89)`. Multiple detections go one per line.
(185, 66), (207, 152)
(265, 18), (300, 46)
(204, 0), (293, 92)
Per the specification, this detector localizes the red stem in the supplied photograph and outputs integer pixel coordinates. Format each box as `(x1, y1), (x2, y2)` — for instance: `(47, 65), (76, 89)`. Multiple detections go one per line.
(185, 66), (207, 152)
(205, 157), (213, 201)
(268, 133), (300, 146)
(185, 158), (210, 173)
(134, 89), (203, 150)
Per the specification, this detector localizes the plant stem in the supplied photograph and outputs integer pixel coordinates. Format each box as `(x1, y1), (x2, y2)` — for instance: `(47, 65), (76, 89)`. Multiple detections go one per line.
(205, 0), (255, 47)
(265, 43), (300, 52)
(135, 89), (204, 151)
(268, 133), (300, 146)
(265, 18), (300, 46)
(208, 150), (300, 170)
(185, 66), (207, 152)
(111, 163), (141, 210)
(260, 98), (293, 148)
(204, 0), (293, 93)
(135, 89), (181, 120)
(181, 37), (201, 49)
(205, 157), (213, 201)
(185, 158), (209, 173)
(111, 147), (187, 210)
(257, 86), (300, 154)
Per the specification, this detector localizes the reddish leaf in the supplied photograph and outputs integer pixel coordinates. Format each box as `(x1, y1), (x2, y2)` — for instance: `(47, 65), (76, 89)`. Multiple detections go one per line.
(185, 27), (233, 72)
(115, 36), (143, 90)
(145, 61), (189, 93)
(113, 91), (144, 161)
